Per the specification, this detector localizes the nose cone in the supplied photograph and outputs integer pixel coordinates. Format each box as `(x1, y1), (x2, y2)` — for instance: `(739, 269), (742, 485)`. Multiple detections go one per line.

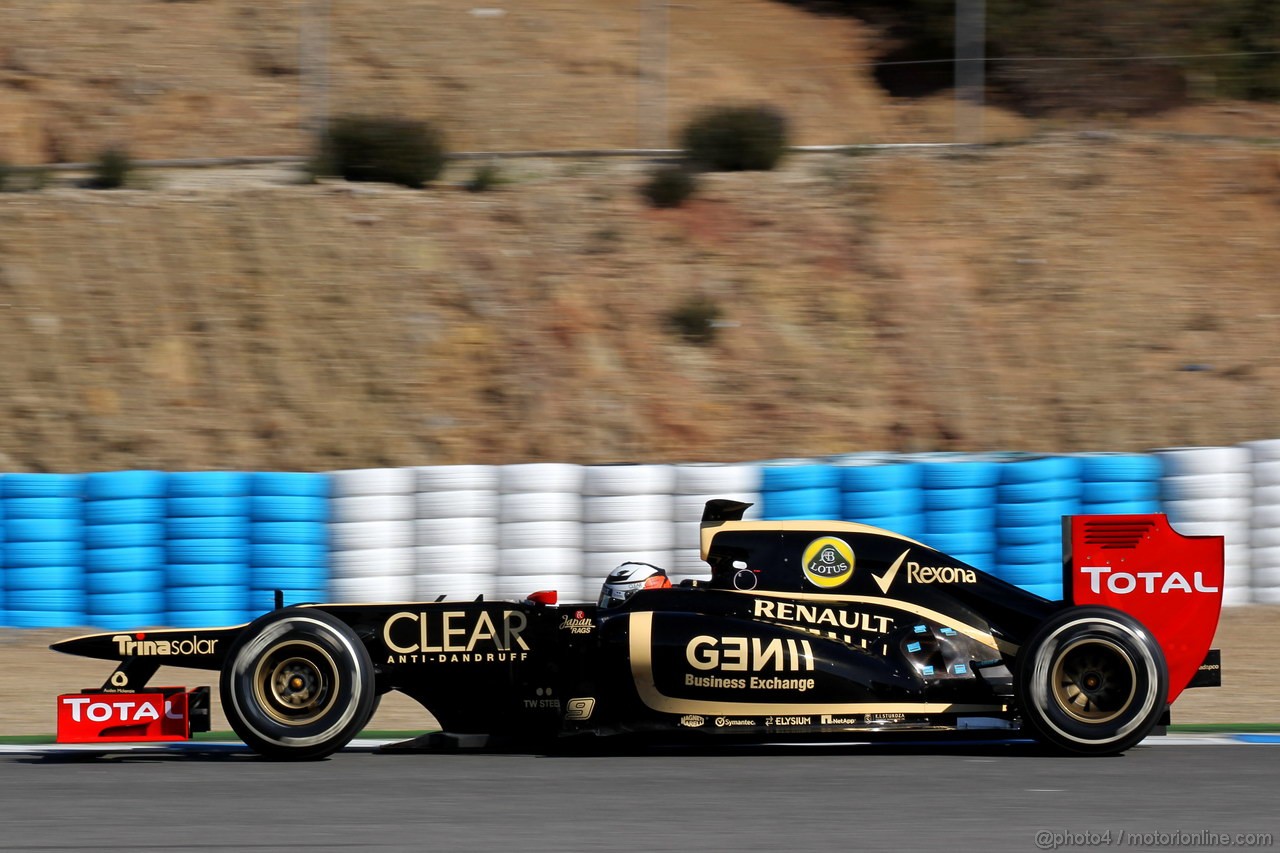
(50, 631), (126, 661)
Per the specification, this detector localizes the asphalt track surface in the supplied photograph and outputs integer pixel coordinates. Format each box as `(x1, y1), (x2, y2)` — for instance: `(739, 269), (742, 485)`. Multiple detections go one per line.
(0, 741), (1277, 853)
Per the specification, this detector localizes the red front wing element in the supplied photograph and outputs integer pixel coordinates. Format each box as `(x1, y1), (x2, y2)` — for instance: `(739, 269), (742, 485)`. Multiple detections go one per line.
(1066, 514), (1224, 704)
(56, 690), (191, 744)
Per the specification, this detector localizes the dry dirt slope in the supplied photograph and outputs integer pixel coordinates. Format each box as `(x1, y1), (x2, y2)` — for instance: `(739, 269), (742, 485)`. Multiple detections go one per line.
(1, 138), (1279, 472)
(1, 0), (1279, 473)
(0, 0), (950, 163)
(8, 0), (1280, 167)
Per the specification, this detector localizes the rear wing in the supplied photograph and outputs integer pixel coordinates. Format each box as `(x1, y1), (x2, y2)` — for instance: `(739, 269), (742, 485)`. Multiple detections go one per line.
(1064, 514), (1223, 704)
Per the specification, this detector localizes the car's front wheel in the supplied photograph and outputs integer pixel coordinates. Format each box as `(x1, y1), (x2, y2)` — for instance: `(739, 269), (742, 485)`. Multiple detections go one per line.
(220, 607), (376, 760)
(1015, 606), (1167, 756)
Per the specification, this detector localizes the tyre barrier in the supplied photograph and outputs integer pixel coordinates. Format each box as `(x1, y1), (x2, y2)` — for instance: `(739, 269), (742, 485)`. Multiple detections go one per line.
(0, 491), (4, 627)
(671, 462), (761, 583)
(328, 468), (415, 604)
(583, 464), (675, 588)
(1077, 452), (1162, 519)
(84, 470), (167, 631)
(248, 473), (329, 616)
(497, 464), (585, 602)
(4, 447), (1280, 628)
(165, 472), (252, 628)
(1246, 440), (1280, 605)
(414, 465), (500, 602)
(3, 474), (86, 629)
(913, 454), (1001, 572)
(992, 455), (1081, 600)
(760, 460), (841, 521)
(836, 457), (924, 541)
(1157, 446), (1253, 606)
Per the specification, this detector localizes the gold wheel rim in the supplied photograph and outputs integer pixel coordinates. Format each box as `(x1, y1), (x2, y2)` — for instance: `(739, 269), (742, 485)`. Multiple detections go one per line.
(1050, 637), (1137, 725)
(252, 639), (340, 726)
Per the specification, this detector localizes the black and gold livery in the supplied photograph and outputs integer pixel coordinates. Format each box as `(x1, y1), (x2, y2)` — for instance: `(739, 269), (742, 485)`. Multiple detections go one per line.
(52, 500), (1207, 759)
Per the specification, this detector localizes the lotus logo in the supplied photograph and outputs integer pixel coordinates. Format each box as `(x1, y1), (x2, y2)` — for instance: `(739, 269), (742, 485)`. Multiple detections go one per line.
(801, 536), (856, 589)
(680, 715), (705, 728)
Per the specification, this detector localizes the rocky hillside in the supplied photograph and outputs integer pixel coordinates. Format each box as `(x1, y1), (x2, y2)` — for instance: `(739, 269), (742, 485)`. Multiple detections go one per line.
(0, 135), (1278, 472)
(1, 1), (1279, 471)
(8, 0), (1280, 165)
(0, 0), (922, 163)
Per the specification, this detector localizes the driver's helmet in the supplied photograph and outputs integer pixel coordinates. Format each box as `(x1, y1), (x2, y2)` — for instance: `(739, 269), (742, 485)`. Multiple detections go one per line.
(598, 562), (671, 609)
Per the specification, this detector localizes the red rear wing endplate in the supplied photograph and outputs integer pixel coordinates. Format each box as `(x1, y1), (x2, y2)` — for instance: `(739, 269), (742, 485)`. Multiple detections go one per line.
(1065, 514), (1224, 704)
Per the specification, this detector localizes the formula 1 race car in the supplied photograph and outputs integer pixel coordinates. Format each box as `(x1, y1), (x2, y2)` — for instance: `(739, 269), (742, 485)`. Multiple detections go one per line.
(51, 502), (1223, 758)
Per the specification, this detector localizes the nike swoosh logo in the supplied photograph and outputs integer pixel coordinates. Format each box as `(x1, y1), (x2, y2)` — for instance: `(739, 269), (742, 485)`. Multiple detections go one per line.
(873, 549), (911, 594)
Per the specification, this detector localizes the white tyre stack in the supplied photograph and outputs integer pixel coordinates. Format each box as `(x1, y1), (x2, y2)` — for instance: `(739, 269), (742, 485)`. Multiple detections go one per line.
(1244, 440), (1280, 605)
(414, 465), (500, 602)
(496, 464), (585, 602)
(583, 465), (677, 587)
(671, 463), (762, 583)
(328, 468), (416, 603)
(1156, 446), (1253, 606)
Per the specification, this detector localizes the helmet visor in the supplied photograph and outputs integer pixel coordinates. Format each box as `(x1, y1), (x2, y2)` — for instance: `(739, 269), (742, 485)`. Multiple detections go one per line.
(599, 581), (642, 609)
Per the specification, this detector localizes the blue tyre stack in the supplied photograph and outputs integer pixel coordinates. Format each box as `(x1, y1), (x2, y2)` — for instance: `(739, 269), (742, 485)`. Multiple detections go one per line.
(993, 456), (1082, 600)
(0, 489), (5, 626)
(3, 474), (86, 628)
(248, 473), (330, 615)
(838, 460), (924, 540)
(1077, 453), (1162, 515)
(166, 472), (252, 627)
(760, 461), (841, 520)
(916, 456), (1000, 570)
(84, 471), (167, 630)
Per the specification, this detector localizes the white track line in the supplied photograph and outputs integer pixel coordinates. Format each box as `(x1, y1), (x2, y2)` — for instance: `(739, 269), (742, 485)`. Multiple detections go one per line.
(0, 738), (398, 755)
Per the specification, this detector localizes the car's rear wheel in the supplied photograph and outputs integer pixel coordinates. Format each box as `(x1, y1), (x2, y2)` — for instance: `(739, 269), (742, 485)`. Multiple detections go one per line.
(220, 607), (376, 760)
(1015, 606), (1167, 755)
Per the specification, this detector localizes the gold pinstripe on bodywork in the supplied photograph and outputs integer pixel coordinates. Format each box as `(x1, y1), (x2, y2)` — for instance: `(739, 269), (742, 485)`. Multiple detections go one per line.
(731, 589), (1018, 655)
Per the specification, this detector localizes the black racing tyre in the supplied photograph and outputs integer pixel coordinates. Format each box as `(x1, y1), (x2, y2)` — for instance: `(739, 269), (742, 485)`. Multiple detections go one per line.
(1015, 606), (1167, 756)
(220, 607), (376, 760)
